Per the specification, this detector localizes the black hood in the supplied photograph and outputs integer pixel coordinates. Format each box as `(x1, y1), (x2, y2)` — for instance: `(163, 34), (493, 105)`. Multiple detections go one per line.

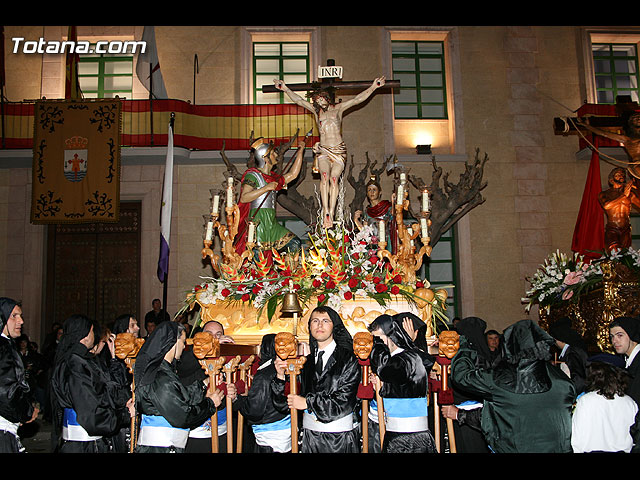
(134, 321), (180, 387)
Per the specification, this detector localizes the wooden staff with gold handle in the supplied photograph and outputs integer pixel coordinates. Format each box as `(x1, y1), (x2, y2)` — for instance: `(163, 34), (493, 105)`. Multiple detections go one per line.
(192, 331), (224, 453)
(114, 333), (145, 453)
(435, 330), (461, 453)
(236, 355), (255, 453)
(223, 355), (241, 452)
(353, 331), (374, 453)
(274, 332), (306, 453)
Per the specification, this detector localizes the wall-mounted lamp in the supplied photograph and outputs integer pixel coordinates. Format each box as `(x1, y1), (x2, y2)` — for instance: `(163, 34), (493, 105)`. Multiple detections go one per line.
(416, 144), (431, 155)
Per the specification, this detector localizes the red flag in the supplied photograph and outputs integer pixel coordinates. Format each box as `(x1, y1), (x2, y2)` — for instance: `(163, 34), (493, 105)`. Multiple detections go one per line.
(65, 26), (82, 99)
(571, 137), (605, 261)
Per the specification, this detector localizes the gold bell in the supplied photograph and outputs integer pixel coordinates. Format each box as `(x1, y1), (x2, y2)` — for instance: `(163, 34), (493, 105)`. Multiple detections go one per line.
(281, 291), (303, 314)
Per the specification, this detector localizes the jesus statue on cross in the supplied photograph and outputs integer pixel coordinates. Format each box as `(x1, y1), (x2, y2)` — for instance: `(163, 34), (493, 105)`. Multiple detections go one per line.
(274, 76), (386, 229)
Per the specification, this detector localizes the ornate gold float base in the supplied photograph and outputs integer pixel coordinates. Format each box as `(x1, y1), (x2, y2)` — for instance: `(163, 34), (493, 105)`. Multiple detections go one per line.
(539, 260), (640, 353)
(194, 292), (436, 345)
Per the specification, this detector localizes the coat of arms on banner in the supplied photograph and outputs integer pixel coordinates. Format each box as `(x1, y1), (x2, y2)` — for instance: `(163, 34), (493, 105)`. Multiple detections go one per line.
(63, 136), (88, 182)
(31, 99), (121, 224)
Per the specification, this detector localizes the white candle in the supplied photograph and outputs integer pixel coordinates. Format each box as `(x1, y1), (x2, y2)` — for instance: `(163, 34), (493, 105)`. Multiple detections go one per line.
(400, 172), (406, 184)
(396, 184), (404, 205)
(247, 221), (256, 244)
(422, 190), (429, 212)
(226, 179), (234, 208)
(212, 194), (220, 215)
(420, 217), (428, 239)
(378, 220), (385, 244)
(205, 221), (214, 241)
(408, 226), (414, 247)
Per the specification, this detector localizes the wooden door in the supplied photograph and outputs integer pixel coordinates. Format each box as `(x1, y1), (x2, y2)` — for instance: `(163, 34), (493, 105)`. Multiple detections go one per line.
(45, 201), (141, 332)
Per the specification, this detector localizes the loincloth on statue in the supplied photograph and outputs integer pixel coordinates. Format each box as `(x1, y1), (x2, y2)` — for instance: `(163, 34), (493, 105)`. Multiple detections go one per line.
(605, 222), (632, 248)
(316, 142), (346, 166)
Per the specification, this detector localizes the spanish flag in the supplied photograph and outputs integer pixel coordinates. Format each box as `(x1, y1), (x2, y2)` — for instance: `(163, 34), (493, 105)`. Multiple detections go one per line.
(65, 26), (82, 100)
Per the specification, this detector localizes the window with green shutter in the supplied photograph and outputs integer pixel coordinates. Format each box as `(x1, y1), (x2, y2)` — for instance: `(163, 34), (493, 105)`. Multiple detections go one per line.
(78, 49), (133, 99)
(421, 226), (459, 321)
(392, 40), (447, 120)
(592, 43), (639, 104)
(253, 42), (310, 104)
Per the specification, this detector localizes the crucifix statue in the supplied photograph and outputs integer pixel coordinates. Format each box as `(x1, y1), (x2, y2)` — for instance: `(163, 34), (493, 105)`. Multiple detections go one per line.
(265, 60), (398, 229)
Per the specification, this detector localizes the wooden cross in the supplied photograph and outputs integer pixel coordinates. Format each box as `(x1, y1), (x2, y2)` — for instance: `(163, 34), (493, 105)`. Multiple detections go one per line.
(261, 59), (399, 103)
(553, 96), (639, 136)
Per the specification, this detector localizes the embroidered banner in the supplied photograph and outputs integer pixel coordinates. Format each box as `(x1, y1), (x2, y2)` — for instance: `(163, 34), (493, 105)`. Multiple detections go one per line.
(31, 99), (121, 224)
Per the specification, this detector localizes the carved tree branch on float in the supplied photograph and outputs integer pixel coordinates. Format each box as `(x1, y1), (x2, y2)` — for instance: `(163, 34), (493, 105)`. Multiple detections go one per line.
(409, 148), (488, 247)
(346, 152), (394, 220)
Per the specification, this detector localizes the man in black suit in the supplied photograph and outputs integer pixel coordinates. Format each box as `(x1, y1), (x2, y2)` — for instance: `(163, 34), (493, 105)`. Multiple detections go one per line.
(609, 316), (640, 404)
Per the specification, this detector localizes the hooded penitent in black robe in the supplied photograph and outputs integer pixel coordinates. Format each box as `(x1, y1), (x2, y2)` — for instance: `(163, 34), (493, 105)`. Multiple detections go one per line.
(549, 316), (588, 395)
(50, 314), (131, 453)
(452, 319), (576, 453)
(365, 312), (430, 452)
(96, 316), (135, 453)
(134, 321), (216, 453)
(279, 306), (360, 453)
(449, 316), (494, 453)
(0, 298), (34, 453)
(235, 333), (292, 453)
(369, 314), (436, 453)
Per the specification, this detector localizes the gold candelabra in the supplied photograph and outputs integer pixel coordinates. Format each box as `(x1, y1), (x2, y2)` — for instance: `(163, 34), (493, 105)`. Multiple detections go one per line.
(202, 182), (255, 273)
(377, 180), (432, 285)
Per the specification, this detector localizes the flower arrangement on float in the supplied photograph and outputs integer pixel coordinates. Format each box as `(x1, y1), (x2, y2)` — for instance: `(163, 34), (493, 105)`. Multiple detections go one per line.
(182, 222), (449, 329)
(522, 247), (640, 313)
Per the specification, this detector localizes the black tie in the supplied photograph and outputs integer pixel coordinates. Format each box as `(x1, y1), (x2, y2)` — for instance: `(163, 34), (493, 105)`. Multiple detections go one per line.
(316, 351), (324, 375)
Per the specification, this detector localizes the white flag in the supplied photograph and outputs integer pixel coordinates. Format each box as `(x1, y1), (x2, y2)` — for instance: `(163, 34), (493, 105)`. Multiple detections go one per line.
(157, 118), (174, 282)
(136, 26), (168, 99)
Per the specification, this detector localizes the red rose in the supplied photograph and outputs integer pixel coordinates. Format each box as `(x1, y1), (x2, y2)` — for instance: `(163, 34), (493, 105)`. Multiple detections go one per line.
(391, 285), (400, 295)
(194, 285), (202, 292)
(326, 280), (336, 290)
(352, 252), (360, 260)
(293, 284), (301, 291)
(348, 278), (359, 289)
(252, 285), (262, 294)
(221, 288), (231, 297)
(372, 276), (381, 284)
(375, 284), (388, 293)
(416, 281), (424, 288)
(318, 294), (326, 303)
(393, 274), (402, 284)
(369, 255), (378, 264)
(241, 293), (250, 302)
(312, 278), (321, 288)
(321, 272), (328, 279)
(354, 266), (362, 274)
(344, 291), (353, 300)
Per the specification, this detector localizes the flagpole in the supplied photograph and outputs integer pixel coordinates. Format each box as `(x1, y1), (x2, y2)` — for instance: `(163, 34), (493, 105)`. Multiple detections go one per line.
(150, 63), (154, 146)
(162, 112), (175, 316)
(158, 112), (175, 317)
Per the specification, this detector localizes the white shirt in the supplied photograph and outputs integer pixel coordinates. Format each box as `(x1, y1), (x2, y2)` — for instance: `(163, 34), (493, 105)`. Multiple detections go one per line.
(316, 339), (336, 369)
(626, 343), (640, 368)
(571, 391), (638, 453)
